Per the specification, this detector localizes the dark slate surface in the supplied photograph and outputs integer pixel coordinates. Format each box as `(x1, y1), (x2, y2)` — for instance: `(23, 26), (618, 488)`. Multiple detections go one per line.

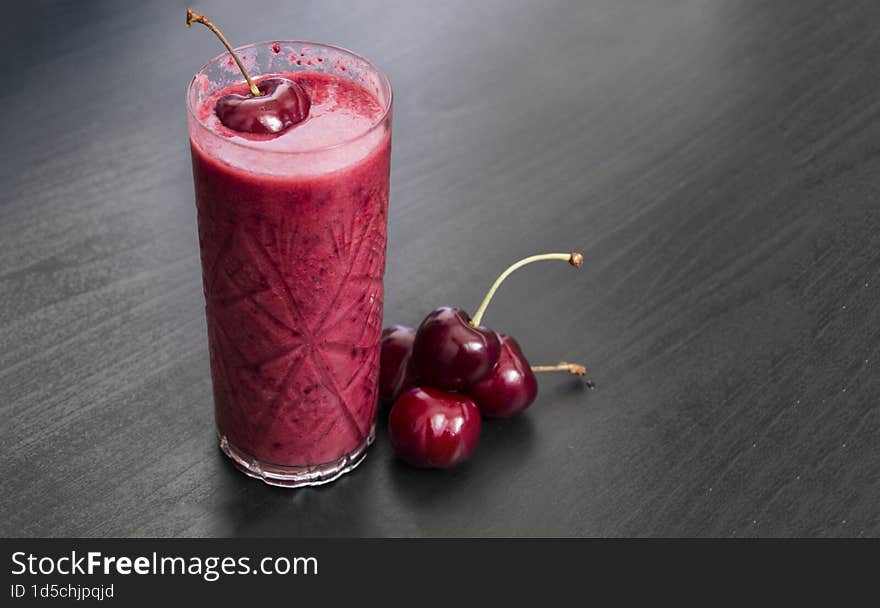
(0, 0), (878, 537)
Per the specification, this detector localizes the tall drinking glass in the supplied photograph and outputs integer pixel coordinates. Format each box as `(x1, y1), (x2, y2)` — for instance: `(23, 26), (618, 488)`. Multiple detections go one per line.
(187, 41), (392, 487)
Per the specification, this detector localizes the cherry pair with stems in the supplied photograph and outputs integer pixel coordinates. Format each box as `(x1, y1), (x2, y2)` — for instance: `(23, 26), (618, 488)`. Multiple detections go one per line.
(381, 252), (590, 469)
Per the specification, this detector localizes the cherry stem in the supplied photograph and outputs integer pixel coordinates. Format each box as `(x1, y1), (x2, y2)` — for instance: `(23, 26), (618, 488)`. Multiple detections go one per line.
(470, 252), (583, 327)
(186, 9), (262, 97)
(532, 361), (595, 388)
(531, 362), (587, 376)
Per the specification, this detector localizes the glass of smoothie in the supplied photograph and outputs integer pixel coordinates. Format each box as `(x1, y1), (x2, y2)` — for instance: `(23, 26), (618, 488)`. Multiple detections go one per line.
(187, 32), (392, 487)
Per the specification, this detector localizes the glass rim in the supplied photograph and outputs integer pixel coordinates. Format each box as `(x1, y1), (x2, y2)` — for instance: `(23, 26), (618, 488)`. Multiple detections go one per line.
(187, 39), (393, 155)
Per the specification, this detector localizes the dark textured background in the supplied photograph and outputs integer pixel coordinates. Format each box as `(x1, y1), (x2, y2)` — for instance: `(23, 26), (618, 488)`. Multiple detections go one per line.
(1, 0), (878, 537)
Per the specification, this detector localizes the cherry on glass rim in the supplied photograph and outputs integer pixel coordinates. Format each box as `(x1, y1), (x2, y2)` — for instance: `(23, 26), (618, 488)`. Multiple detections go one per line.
(186, 9), (311, 135)
(215, 77), (311, 134)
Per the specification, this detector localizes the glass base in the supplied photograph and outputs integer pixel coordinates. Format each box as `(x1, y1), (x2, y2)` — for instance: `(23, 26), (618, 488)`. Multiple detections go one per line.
(218, 424), (375, 488)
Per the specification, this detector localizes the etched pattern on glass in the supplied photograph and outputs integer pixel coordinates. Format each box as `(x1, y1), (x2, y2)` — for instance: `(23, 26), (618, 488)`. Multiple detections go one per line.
(200, 188), (386, 465)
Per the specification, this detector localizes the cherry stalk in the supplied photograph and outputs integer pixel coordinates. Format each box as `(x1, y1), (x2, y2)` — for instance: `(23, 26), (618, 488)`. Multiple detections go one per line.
(531, 362), (586, 376)
(186, 9), (261, 97)
(470, 252), (583, 327)
(469, 251), (591, 387)
(532, 361), (595, 388)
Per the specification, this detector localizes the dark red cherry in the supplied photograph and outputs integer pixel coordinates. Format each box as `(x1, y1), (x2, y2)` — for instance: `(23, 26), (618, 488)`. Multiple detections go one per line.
(393, 360), (419, 402)
(411, 307), (501, 392)
(388, 386), (481, 468)
(468, 334), (538, 418)
(215, 77), (310, 134)
(379, 325), (417, 402)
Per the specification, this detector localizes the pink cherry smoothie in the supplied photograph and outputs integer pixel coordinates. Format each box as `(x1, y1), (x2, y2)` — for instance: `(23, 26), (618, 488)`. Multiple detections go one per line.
(189, 64), (391, 482)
